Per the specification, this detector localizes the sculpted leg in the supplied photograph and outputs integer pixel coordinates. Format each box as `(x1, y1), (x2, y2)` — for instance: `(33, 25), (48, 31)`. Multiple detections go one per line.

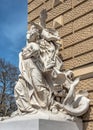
(14, 77), (37, 114)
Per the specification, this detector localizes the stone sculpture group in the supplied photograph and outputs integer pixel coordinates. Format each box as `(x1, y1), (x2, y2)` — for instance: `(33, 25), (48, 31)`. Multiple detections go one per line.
(14, 10), (90, 120)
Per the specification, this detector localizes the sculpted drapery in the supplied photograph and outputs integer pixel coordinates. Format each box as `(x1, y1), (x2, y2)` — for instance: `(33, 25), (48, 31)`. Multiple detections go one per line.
(14, 11), (90, 119)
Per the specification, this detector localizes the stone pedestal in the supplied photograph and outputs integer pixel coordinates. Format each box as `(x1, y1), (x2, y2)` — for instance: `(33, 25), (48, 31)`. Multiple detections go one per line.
(0, 119), (83, 130)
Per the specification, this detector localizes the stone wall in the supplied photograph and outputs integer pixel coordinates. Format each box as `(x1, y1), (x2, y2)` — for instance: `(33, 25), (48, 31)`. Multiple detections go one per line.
(28, 0), (93, 129)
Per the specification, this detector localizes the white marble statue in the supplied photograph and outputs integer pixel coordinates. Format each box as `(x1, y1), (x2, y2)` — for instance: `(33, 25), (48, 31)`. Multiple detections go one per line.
(14, 9), (90, 120)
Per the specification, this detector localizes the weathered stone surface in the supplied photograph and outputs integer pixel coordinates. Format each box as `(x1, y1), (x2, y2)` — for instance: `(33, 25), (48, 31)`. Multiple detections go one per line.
(63, 51), (93, 69)
(77, 78), (93, 92)
(72, 0), (87, 7)
(28, 18), (40, 29)
(73, 12), (93, 31)
(58, 22), (73, 38)
(46, 0), (71, 22)
(0, 119), (83, 130)
(47, 20), (53, 28)
(28, 0), (72, 22)
(27, 1), (93, 129)
(76, 78), (93, 105)
(64, 0), (93, 24)
(28, 0), (55, 22)
(61, 38), (93, 60)
(28, 0), (90, 24)
(83, 122), (93, 130)
(88, 93), (93, 105)
(57, 12), (93, 38)
(17, 9), (90, 120)
(28, 0), (43, 13)
(30, 11), (93, 36)
(28, 0), (33, 4)
(63, 25), (93, 48)
(82, 106), (93, 121)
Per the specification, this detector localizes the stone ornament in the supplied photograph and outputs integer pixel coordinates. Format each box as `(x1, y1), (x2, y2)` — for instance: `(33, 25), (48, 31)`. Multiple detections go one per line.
(14, 9), (90, 121)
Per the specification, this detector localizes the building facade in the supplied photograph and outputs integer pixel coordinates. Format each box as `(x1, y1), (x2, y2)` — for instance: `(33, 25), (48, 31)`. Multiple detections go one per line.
(28, 0), (93, 130)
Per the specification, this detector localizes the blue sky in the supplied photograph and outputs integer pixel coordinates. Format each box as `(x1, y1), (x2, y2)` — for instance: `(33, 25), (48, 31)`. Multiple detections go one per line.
(0, 0), (27, 67)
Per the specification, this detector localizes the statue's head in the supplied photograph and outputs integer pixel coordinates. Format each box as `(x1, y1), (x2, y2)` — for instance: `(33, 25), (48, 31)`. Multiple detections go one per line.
(27, 22), (42, 43)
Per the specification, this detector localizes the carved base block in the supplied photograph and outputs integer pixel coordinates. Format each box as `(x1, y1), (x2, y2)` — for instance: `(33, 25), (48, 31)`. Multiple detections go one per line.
(0, 119), (83, 130)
